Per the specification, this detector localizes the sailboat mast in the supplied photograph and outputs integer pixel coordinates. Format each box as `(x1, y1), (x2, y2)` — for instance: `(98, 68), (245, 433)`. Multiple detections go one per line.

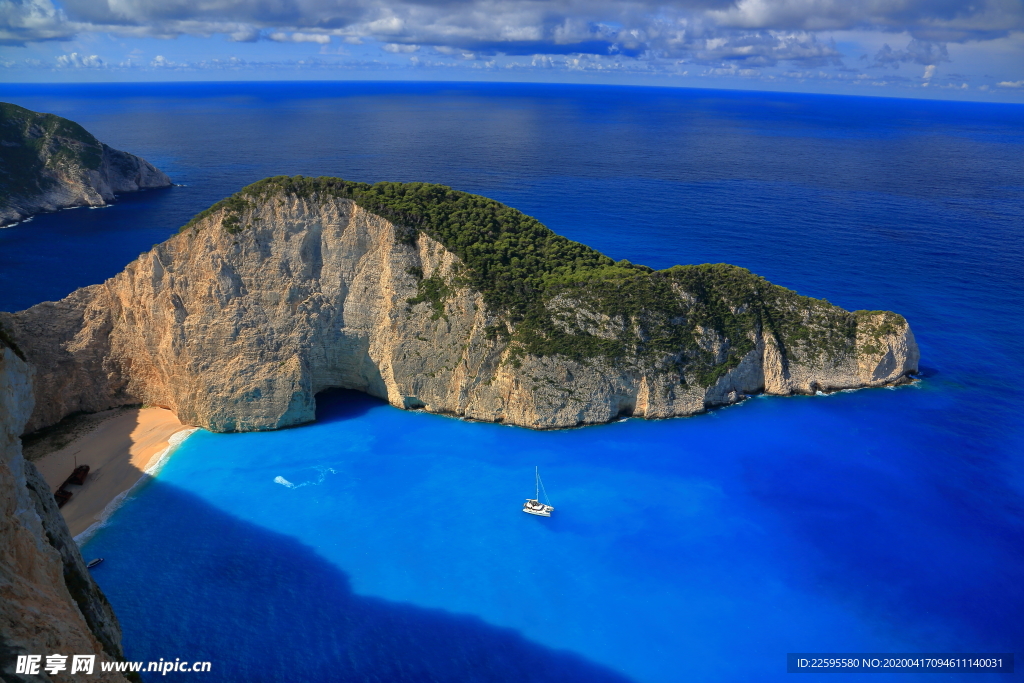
(535, 466), (540, 500)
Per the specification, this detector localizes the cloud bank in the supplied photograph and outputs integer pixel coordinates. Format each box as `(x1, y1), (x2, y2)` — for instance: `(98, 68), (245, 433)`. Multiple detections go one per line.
(4, 0), (1022, 59)
(1, 0), (1021, 96)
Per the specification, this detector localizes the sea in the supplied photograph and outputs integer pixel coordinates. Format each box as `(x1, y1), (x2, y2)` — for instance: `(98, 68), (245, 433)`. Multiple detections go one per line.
(1, 82), (1021, 682)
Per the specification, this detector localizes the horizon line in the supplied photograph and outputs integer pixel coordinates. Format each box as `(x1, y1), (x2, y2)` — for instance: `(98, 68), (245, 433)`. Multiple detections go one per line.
(4, 78), (1023, 106)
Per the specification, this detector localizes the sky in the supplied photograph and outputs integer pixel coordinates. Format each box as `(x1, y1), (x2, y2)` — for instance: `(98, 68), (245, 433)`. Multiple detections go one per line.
(1, 0), (1023, 101)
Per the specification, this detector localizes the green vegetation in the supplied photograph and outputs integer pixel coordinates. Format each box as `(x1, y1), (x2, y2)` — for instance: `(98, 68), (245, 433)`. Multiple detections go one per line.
(0, 103), (103, 205)
(182, 176), (902, 380)
(855, 310), (907, 356)
(180, 192), (250, 234)
(407, 273), (455, 321)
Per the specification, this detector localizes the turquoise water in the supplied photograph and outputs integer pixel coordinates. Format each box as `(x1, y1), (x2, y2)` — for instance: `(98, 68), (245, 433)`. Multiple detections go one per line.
(0, 83), (1020, 681)
(83, 387), (1020, 682)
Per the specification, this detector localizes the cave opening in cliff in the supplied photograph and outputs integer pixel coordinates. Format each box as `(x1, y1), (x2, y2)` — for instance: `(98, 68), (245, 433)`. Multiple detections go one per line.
(313, 388), (384, 425)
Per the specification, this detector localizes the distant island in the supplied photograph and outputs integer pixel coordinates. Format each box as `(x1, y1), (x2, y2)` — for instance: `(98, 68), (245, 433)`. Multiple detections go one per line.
(1, 175), (920, 434)
(0, 102), (171, 227)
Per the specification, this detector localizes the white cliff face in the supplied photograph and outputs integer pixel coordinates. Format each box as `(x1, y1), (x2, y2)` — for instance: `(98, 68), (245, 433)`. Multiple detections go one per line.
(1, 191), (919, 434)
(0, 345), (128, 683)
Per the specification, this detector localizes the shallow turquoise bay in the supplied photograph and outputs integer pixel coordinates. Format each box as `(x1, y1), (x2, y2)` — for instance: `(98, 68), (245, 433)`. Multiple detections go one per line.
(81, 382), (1019, 682)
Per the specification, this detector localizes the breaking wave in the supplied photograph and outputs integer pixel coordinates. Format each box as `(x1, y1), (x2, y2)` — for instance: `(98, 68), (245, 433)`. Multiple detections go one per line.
(74, 427), (199, 546)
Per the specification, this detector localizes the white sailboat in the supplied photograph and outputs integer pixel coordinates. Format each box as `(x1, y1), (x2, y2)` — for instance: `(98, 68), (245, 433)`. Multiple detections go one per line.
(523, 466), (555, 517)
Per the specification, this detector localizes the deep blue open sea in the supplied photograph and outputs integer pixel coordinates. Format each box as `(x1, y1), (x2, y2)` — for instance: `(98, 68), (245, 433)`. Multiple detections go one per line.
(2, 82), (1022, 682)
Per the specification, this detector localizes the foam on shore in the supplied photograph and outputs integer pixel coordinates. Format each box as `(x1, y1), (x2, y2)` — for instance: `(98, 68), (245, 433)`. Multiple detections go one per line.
(74, 427), (198, 546)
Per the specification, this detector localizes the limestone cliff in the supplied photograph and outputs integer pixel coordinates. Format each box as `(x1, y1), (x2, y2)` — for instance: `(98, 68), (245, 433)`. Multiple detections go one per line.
(1, 176), (919, 434)
(0, 102), (171, 227)
(0, 339), (129, 682)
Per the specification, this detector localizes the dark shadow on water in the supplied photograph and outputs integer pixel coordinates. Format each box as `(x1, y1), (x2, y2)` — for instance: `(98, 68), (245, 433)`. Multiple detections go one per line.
(0, 185), (182, 313)
(89, 479), (636, 683)
(314, 388), (384, 425)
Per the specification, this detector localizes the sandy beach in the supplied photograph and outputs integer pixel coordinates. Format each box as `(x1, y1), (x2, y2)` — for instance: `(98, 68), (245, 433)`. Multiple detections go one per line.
(33, 407), (194, 538)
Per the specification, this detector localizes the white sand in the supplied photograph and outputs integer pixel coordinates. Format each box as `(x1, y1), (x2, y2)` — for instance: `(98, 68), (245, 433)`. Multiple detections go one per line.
(34, 407), (193, 538)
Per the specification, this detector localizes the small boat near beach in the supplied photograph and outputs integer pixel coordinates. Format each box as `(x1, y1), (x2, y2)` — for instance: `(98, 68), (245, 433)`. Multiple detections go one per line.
(86, 558), (104, 569)
(67, 464), (90, 486)
(54, 462), (90, 508)
(523, 466), (555, 517)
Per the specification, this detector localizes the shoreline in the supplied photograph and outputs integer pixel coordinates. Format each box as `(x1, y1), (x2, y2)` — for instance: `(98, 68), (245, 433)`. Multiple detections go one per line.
(32, 407), (196, 541)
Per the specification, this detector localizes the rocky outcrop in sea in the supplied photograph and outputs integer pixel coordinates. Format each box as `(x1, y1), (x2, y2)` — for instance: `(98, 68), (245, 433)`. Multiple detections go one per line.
(0, 102), (171, 227)
(0, 177), (920, 434)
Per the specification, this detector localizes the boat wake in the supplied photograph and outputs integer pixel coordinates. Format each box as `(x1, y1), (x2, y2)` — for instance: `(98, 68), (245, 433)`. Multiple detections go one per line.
(274, 466), (338, 489)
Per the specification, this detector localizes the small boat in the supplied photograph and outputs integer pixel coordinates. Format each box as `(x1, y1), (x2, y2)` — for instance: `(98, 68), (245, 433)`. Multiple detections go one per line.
(523, 466), (555, 517)
(86, 558), (104, 569)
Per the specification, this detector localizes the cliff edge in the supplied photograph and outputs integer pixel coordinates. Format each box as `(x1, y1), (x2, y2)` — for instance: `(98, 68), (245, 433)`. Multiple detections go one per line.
(1, 176), (919, 434)
(0, 102), (171, 227)
(0, 336), (129, 682)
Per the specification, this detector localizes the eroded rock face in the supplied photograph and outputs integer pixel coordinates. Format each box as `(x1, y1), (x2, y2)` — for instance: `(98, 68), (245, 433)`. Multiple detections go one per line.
(0, 102), (171, 227)
(2, 189), (919, 434)
(0, 345), (128, 683)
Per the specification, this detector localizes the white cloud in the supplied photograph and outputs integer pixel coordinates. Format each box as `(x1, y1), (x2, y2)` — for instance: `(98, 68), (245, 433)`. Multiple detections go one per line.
(268, 31), (330, 44)
(692, 31), (843, 67)
(150, 54), (183, 67)
(382, 42), (419, 53)
(707, 0), (1023, 40)
(55, 51), (104, 67)
(872, 39), (950, 68)
(229, 28), (260, 42)
(996, 79), (1023, 87)
(0, 0), (75, 45)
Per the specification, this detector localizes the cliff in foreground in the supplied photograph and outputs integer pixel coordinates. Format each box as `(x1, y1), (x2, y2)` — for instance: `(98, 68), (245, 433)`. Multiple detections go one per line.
(0, 103), (171, 227)
(2, 176), (919, 434)
(0, 339), (129, 682)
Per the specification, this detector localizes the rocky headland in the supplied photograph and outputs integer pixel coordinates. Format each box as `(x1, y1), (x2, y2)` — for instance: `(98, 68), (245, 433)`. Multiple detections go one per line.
(0, 337), (130, 682)
(0, 103), (171, 227)
(1, 176), (919, 435)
